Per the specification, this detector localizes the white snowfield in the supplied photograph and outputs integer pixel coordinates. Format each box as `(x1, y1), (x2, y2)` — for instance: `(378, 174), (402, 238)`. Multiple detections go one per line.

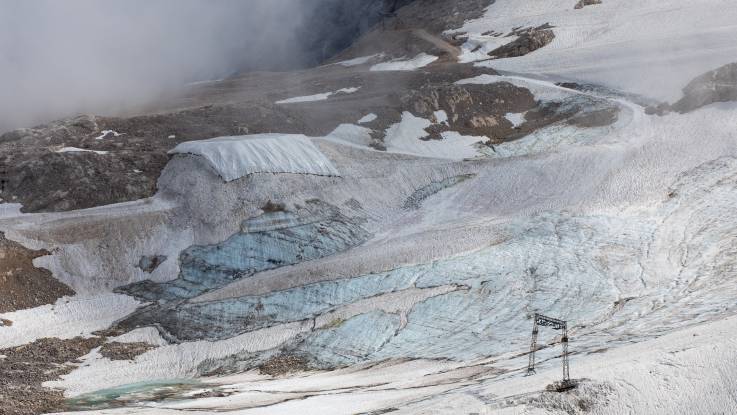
(3, 1), (737, 414)
(370, 53), (438, 71)
(457, 0), (737, 101)
(169, 134), (341, 181)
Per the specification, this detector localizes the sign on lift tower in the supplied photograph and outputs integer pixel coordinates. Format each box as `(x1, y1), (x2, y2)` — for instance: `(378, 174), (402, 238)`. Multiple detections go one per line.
(526, 313), (575, 391)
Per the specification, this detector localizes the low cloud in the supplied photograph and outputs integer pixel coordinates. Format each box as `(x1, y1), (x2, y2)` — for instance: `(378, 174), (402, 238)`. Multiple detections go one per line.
(0, 0), (313, 132)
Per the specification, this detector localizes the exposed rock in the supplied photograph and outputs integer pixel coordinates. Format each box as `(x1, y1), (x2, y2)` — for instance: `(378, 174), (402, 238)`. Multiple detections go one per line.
(0, 337), (104, 415)
(197, 349), (264, 376)
(645, 102), (672, 116)
(671, 62), (737, 113)
(188, 390), (230, 399)
(0, 128), (35, 144)
(262, 200), (287, 213)
(574, 0), (602, 9)
(137, 255), (167, 274)
(402, 82), (538, 139)
(0, 232), (74, 313)
(526, 380), (614, 413)
(395, 0), (495, 34)
(258, 354), (312, 377)
(99, 342), (156, 361)
(567, 107), (619, 128)
(489, 26), (555, 59)
(0, 104), (303, 213)
(402, 79), (618, 148)
(2, 60), (494, 214)
(329, 0), (493, 62)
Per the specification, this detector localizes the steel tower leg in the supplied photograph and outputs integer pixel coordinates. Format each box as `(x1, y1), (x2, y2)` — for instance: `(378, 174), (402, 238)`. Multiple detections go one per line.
(527, 317), (539, 375)
(561, 324), (570, 382)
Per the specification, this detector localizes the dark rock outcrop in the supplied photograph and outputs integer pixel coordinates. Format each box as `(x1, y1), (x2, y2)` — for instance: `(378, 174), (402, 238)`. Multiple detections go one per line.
(574, 0), (602, 9)
(99, 342), (156, 361)
(403, 82), (538, 139)
(0, 337), (104, 415)
(137, 255), (167, 274)
(671, 62), (737, 113)
(0, 232), (74, 313)
(0, 105), (302, 213)
(489, 26), (555, 59)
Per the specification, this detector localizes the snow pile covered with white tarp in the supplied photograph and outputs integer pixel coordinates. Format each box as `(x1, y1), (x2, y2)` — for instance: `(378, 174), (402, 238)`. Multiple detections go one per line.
(170, 134), (340, 182)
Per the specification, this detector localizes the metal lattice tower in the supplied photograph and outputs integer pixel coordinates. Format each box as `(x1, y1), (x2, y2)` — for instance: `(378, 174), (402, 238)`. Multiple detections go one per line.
(526, 313), (570, 383)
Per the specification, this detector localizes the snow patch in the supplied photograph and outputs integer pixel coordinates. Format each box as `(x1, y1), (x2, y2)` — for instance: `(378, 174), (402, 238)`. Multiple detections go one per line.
(169, 134), (340, 182)
(324, 124), (374, 147)
(358, 113), (378, 124)
(94, 130), (124, 140)
(185, 78), (224, 87)
(384, 112), (483, 160)
(504, 112), (526, 127)
(335, 53), (384, 67)
(370, 53), (438, 72)
(276, 87), (360, 104)
(0, 294), (140, 348)
(433, 110), (449, 125)
(56, 147), (109, 155)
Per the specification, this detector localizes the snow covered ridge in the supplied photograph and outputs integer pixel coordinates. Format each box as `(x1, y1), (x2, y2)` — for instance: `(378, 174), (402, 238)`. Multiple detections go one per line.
(169, 134), (340, 182)
(370, 53), (438, 72)
(276, 87), (360, 104)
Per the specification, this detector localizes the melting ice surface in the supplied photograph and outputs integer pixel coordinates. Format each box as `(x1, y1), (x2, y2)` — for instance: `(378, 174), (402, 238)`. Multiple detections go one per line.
(118, 202), (371, 340)
(121, 207), (370, 303)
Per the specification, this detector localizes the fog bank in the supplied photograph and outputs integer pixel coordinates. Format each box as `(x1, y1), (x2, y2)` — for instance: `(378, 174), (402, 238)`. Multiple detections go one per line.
(0, 0), (392, 132)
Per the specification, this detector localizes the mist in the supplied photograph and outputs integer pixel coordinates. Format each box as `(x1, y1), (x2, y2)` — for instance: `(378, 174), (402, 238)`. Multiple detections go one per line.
(0, 0), (389, 133)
